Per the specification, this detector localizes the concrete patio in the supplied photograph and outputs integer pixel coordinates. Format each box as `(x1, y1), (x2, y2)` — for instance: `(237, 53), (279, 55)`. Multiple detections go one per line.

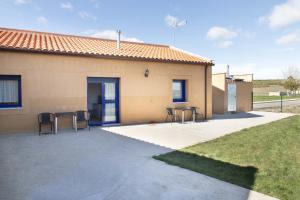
(104, 111), (293, 149)
(0, 111), (290, 200)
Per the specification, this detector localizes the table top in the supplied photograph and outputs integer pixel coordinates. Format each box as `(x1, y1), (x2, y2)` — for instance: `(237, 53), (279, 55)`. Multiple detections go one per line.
(54, 112), (75, 117)
(174, 106), (198, 111)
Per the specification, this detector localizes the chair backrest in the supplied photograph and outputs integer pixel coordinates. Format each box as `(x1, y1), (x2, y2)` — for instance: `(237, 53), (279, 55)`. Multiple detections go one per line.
(166, 108), (174, 115)
(38, 113), (54, 123)
(76, 111), (89, 121)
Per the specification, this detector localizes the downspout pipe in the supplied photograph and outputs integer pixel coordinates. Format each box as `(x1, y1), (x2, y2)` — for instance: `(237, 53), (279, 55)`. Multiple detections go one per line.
(204, 61), (214, 119)
(204, 64), (207, 119)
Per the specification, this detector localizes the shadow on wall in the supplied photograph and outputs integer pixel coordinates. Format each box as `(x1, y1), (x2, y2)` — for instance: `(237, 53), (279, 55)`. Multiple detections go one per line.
(154, 150), (258, 199)
(212, 85), (226, 114)
(213, 112), (263, 120)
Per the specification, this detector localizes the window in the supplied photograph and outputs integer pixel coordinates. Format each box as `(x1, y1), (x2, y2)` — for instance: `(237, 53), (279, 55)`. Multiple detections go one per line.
(0, 75), (22, 108)
(172, 80), (186, 102)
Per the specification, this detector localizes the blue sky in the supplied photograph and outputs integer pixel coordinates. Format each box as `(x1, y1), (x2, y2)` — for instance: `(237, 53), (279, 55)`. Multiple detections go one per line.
(1, 0), (300, 79)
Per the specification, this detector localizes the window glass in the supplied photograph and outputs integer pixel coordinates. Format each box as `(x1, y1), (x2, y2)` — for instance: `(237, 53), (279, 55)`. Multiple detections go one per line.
(104, 82), (115, 100)
(172, 80), (186, 102)
(0, 75), (21, 108)
(173, 81), (182, 100)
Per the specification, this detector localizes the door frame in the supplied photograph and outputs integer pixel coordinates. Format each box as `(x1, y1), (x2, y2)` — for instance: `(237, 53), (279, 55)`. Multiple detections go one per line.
(87, 77), (120, 126)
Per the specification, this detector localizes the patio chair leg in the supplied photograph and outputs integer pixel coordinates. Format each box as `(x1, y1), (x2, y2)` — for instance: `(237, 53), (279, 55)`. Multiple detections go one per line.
(87, 121), (90, 131)
(51, 123), (54, 134)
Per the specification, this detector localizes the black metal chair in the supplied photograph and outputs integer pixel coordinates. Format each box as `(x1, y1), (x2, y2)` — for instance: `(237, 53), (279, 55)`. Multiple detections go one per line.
(191, 107), (204, 122)
(38, 113), (55, 135)
(75, 110), (90, 131)
(165, 108), (177, 123)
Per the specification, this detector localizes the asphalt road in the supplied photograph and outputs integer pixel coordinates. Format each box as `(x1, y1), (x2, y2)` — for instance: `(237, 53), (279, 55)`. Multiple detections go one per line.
(253, 99), (300, 109)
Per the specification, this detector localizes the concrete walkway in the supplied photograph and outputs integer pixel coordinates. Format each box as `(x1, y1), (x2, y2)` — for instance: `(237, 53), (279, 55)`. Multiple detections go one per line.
(0, 128), (278, 200)
(104, 111), (293, 149)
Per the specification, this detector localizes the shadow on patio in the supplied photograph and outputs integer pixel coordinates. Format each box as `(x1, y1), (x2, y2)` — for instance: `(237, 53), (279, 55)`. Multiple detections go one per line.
(154, 150), (258, 191)
(213, 112), (263, 120)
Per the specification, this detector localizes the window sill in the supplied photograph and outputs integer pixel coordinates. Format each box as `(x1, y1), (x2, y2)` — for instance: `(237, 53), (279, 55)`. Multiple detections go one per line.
(0, 107), (22, 110)
(173, 101), (189, 104)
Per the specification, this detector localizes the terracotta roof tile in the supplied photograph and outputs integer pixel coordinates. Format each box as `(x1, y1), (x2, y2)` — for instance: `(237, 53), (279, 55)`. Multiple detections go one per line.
(0, 27), (212, 64)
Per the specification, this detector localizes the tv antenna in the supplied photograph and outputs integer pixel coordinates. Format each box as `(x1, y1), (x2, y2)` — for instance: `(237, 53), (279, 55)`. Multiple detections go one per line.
(172, 20), (187, 45)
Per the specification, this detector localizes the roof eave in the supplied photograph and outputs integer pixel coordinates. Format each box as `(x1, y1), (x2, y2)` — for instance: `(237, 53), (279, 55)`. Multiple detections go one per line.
(0, 47), (213, 66)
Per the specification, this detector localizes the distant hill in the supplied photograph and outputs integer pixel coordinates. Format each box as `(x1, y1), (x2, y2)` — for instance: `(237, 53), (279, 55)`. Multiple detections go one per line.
(253, 79), (284, 88)
(253, 79), (286, 96)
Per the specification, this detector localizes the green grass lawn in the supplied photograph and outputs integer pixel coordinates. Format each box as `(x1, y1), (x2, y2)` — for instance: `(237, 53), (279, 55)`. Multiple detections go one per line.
(154, 116), (300, 200)
(253, 95), (300, 102)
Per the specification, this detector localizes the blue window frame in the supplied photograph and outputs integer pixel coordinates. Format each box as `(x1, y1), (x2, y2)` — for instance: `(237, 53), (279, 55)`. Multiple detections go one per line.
(172, 80), (186, 102)
(0, 75), (22, 108)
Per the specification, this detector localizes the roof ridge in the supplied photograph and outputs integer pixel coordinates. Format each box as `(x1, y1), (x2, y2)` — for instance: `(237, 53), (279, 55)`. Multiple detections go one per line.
(169, 46), (212, 63)
(0, 27), (169, 48)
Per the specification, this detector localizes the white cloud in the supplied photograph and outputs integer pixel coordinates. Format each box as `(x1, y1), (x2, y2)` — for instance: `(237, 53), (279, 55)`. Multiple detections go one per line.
(276, 32), (300, 45)
(34, 6), (42, 11)
(60, 2), (73, 11)
(243, 31), (256, 39)
(207, 26), (238, 41)
(14, 0), (30, 5)
(78, 11), (97, 20)
(258, 16), (268, 25)
(37, 16), (48, 25)
(89, 0), (101, 8)
(260, 0), (300, 28)
(206, 26), (238, 48)
(165, 15), (186, 28)
(218, 40), (233, 48)
(282, 47), (295, 52)
(82, 30), (143, 43)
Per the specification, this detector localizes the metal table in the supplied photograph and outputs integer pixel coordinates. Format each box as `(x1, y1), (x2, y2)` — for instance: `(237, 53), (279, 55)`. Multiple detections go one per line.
(54, 112), (77, 134)
(174, 107), (197, 123)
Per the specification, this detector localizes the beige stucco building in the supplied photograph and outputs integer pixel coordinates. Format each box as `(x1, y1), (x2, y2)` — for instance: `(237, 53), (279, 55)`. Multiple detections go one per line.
(212, 73), (253, 114)
(0, 28), (213, 133)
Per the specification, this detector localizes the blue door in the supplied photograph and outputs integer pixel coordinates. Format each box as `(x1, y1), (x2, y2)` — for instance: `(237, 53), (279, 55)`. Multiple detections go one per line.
(87, 77), (119, 125)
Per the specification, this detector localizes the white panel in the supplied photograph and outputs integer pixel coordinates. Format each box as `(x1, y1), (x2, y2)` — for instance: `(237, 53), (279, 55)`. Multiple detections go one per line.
(103, 103), (116, 122)
(104, 82), (115, 101)
(172, 82), (182, 99)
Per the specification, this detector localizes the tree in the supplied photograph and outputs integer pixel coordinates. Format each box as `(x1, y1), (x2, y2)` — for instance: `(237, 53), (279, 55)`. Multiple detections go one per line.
(282, 67), (300, 95)
(284, 76), (300, 95)
(282, 67), (300, 80)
